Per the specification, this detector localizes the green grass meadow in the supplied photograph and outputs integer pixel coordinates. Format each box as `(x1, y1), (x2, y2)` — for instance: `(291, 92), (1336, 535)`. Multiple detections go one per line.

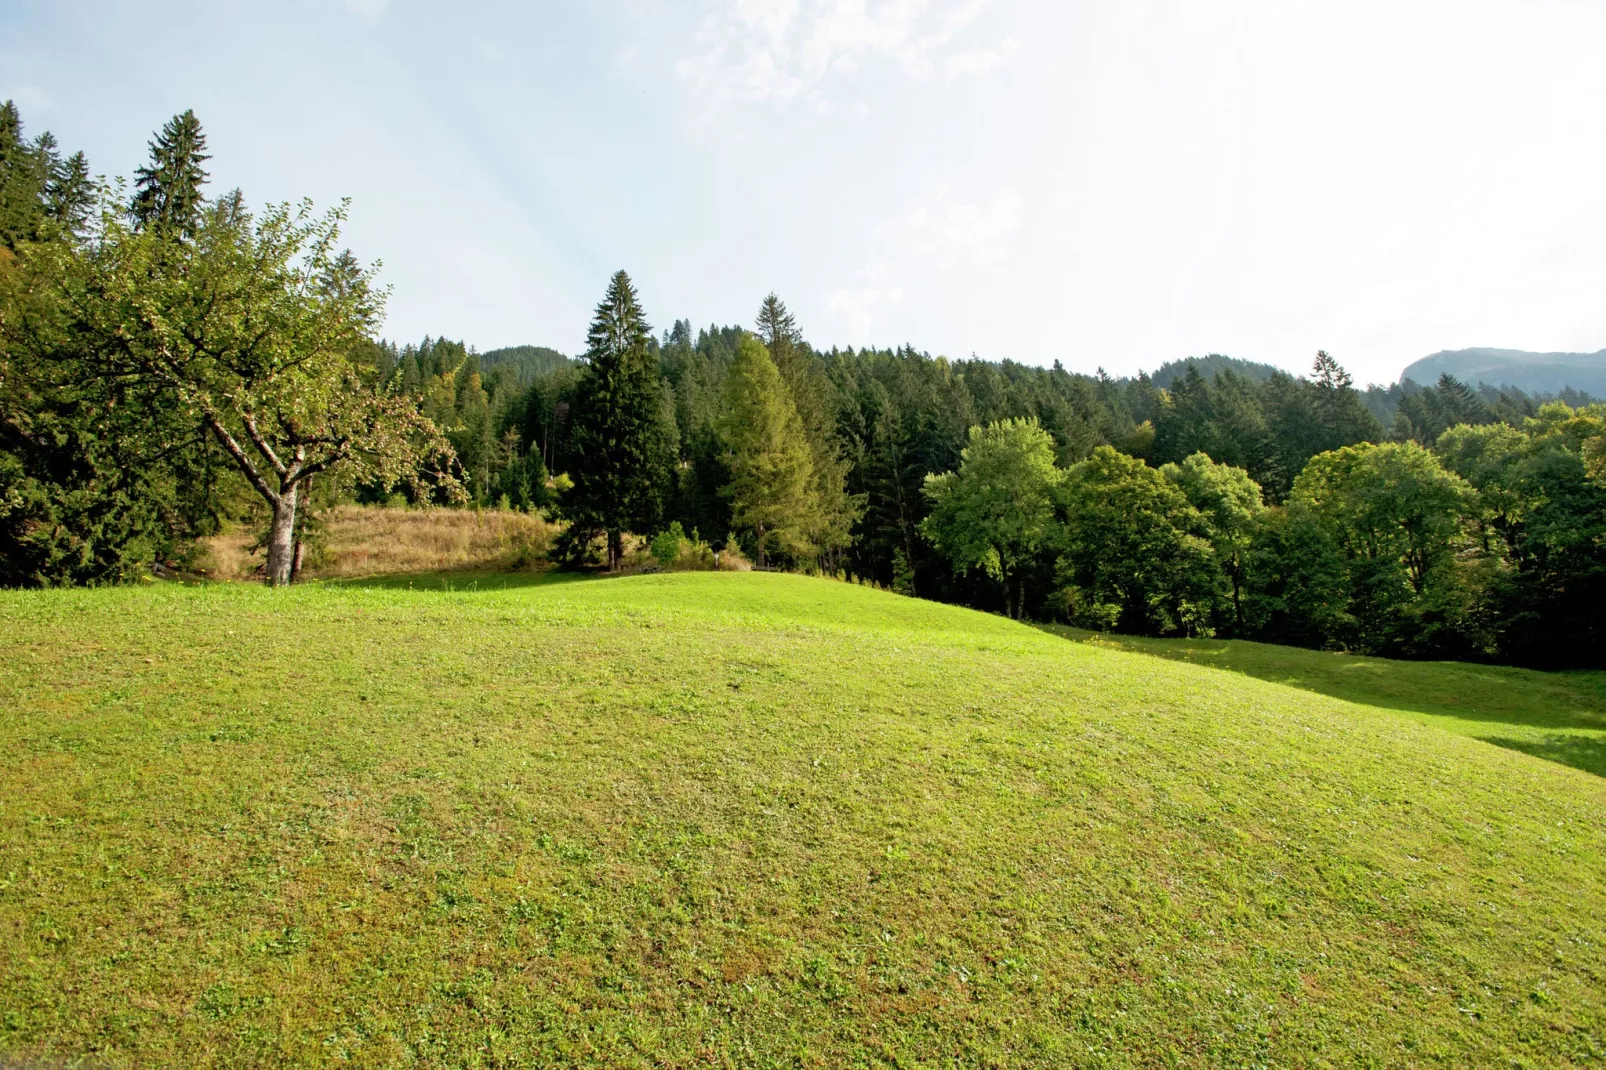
(1, 573), (1603, 1066)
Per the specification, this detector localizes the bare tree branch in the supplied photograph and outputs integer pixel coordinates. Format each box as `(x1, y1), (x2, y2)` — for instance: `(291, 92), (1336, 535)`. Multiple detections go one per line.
(241, 412), (288, 477)
(202, 410), (279, 506)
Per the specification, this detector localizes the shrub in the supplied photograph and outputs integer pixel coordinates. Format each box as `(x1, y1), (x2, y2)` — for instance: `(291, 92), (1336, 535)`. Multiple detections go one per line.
(715, 540), (753, 572)
(650, 523), (686, 568)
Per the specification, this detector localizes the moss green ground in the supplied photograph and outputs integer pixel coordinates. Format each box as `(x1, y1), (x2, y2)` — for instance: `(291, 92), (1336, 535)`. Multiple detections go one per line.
(0, 573), (1602, 1067)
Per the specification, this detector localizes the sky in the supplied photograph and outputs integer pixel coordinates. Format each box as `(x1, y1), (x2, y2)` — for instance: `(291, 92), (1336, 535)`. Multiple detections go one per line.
(4, 0), (1604, 385)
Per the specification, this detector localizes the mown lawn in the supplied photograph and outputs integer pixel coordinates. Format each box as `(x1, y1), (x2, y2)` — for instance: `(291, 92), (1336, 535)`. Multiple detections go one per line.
(1041, 626), (1606, 780)
(1, 573), (1602, 1067)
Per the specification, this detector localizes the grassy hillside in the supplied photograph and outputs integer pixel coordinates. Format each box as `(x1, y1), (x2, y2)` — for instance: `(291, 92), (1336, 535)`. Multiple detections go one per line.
(2, 573), (1603, 1066)
(1043, 627), (1606, 781)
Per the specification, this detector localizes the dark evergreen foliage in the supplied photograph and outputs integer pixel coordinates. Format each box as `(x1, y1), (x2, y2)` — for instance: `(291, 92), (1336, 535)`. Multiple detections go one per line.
(478, 345), (572, 384)
(0, 100), (81, 250)
(130, 109), (210, 237)
(564, 271), (678, 569)
(1149, 354), (1281, 389)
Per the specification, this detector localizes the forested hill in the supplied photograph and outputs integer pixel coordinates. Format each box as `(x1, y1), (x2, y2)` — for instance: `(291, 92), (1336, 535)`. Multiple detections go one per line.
(1148, 354), (1281, 388)
(1401, 347), (1606, 396)
(479, 345), (573, 384)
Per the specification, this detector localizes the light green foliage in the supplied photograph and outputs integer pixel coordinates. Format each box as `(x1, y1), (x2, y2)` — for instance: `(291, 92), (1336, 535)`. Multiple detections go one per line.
(921, 418), (1061, 618)
(719, 333), (820, 567)
(1587, 433), (1606, 486)
(1435, 421), (1533, 547)
(5, 193), (457, 586)
(1055, 445), (1217, 635)
(755, 294), (863, 563)
(1292, 442), (1478, 654)
(1, 573), (1603, 1065)
(1160, 452), (1263, 630)
(650, 521), (686, 567)
(1293, 443), (1472, 592)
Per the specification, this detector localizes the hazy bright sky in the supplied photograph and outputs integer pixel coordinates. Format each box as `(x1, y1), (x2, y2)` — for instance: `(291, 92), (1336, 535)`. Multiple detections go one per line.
(4, 0), (1604, 383)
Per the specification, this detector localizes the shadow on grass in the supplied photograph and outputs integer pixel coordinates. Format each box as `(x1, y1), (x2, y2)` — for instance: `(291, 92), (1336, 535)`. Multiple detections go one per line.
(320, 569), (591, 593)
(1486, 733), (1606, 777)
(1039, 624), (1606, 779)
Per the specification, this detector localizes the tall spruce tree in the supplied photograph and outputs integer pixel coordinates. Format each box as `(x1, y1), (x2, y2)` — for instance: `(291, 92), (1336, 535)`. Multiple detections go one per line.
(567, 270), (677, 569)
(1308, 350), (1384, 449)
(46, 150), (94, 236)
(131, 110), (210, 237)
(0, 101), (50, 249)
(720, 333), (821, 567)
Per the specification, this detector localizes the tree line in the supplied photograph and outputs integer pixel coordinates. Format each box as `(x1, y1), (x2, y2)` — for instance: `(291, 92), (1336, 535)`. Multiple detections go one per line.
(400, 264), (1603, 668)
(3, 104), (1603, 667)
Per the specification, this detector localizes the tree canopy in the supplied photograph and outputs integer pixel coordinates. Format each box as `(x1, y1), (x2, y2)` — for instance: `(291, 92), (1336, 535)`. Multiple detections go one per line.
(921, 418), (1061, 619)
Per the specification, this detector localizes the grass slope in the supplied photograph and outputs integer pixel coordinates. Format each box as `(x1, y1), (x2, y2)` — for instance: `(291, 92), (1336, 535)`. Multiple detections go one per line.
(1, 573), (1602, 1067)
(1043, 627), (1606, 781)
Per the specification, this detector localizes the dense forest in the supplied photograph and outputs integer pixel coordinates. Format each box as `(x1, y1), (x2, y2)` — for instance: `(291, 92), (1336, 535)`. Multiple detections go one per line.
(3, 104), (1604, 667)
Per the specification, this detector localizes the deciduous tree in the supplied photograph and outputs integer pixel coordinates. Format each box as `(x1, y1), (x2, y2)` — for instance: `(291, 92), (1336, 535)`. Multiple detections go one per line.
(1161, 451), (1264, 631)
(4, 194), (458, 586)
(1054, 445), (1216, 635)
(921, 418), (1061, 619)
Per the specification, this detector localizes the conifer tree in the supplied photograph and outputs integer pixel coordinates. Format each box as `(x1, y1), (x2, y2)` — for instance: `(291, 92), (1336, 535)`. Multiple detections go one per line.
(719, 333), (821, 567)
(567, 270), (677, 569)
(1308, 349), (1384, 448)
(0, 101), (49, 248)
(131, 110), (210, 237)
(755, 293), (798, 351)
(46, 150), (94, 236)
(753, 293), (862, 565)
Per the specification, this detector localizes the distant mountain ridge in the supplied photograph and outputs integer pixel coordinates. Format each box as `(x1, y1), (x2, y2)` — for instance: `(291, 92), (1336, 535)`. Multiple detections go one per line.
(1401, 348), (1606, 397)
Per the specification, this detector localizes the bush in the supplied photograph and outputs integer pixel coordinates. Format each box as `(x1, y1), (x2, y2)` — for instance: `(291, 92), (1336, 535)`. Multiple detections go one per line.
(650, 522), (686, 568)
(715, 540), (752, 572)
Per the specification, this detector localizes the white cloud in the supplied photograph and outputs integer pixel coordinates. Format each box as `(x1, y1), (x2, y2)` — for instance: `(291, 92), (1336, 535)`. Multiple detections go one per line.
(945, 36), (1015, 78)
(679, 0), (1011, 104)
(905, 186), (1022, 264)
(732, 0), (801, 44)
(345, 0), (389, 19)
(825, 282), (904, 339)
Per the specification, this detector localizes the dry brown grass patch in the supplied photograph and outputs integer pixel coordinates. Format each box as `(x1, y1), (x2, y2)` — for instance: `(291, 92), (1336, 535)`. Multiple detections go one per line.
(200, 505), (556, 581)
